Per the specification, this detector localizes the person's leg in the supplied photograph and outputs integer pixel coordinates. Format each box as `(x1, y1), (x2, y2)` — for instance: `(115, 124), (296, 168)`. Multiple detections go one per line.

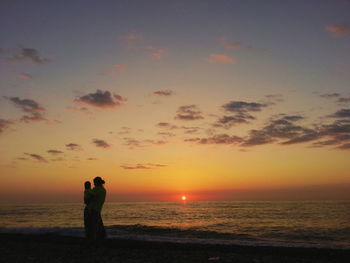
(84, 207), (90, 238)
(97, 213), (106, 240)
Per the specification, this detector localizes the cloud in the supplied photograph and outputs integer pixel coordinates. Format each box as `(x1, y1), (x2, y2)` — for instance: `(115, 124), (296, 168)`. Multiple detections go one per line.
(329, 109), (350, 118)
(337, 143), (350, 150)
(24, 153), (48, 162)
(241, 115), (321, 146)
(213, 114), (254, 129)
(74, 90), (127, 109)
(241, 130), (275, 147)
(223, 101), (267, 113)
(66, 143), (82, 151)
(0, 119), (13, 134)
(8, 48), (50, 64)
(208, 54), (235, 64)
(123, 137), (168, 149)
(120, 33), (143, 41)
(338, 97), (350, 103)
(67, 106), (93, 115)
(320, 93), (341, 99)
(153, 90), (173, 96)
(118, 127), (133, 135)
(325, 24), (350, 37)
(157, 132), (176, 137)
(214, 100), (268, 129)
(280, 130), (321, 145)
(18, 73), (33, 80)
(220, 36), (268, 52)
(92, 139), (111, 148)
(145, 46), (166, 60)
(5, 97), (45, 113)
(225, 41), (242, 49)
(156, 122), (178, 129)
(120, 163), (167, 170)
(20, 113), (47, 123)
(185, 134), (242, 145)
(175, 105), (204, 121)
(5, 96), (47, 123)
(101, 64), (128, 76)
(265, 94), (284, 103)
(47, 150), (64, 155)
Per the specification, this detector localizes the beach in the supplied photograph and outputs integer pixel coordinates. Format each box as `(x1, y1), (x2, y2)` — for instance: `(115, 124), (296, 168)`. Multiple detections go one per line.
(1, 233), (349, 263)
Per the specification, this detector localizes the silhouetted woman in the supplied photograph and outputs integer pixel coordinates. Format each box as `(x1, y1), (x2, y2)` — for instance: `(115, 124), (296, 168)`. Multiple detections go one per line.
(88, 177), (107, 242)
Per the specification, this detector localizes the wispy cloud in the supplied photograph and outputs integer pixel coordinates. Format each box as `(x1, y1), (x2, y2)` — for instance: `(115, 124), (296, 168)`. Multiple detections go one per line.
(8, 48), (51, 64)
(320, 93), (341, 99)
(123, 137), (168, 149)
(18, 73), (33, 80)
(120, 163), (167, 170)
(0, 119), (13, 134)
(24, 153), (48, 162)
(4, 96), (47, 123)
(223, 101), (267, 113)
(325, 24), (350, 37)
(153, 90), (173, 96)
(329, 109), (350, 118)
(214, 100), (268, 129)
(74, 90), (127, 109)
(185, 134), (242, 145)
(92, 139), (111, 148)
(120, 32), (143, 41)
(100, 64), (128, 76)
(145, 46), (166, 60)
(208, 54), (235, 64)
(175, 105), (204, 121)
(66, 143), (82, 151)
(47, 150), (64, 155)
(220, 36), (268, 52)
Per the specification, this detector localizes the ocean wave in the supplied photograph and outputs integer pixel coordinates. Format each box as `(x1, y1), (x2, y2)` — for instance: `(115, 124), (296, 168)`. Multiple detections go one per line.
(1, 225), (349, 249)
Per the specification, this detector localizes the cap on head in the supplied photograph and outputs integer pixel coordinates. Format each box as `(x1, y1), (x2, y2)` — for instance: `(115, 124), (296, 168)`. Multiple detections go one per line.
(93, 176), (105, 185)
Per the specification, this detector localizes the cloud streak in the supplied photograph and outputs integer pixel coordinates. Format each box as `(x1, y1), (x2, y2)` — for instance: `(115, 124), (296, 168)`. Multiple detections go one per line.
(325, 24), (350, 37)
(24, 153), (48, 162)
(120, 163), (167, 170)
(153, 90), (173, 96)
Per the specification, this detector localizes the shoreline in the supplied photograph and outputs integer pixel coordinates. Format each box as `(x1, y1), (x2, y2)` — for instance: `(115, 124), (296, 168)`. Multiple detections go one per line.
(1, 233), (349, 262)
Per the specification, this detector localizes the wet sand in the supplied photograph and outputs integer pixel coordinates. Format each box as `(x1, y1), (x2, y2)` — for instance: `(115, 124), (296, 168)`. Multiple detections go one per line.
(0, 233), (349, 262)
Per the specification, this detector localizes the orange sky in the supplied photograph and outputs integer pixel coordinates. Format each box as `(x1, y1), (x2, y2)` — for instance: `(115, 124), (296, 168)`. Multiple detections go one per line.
(1, 0), (350, 202)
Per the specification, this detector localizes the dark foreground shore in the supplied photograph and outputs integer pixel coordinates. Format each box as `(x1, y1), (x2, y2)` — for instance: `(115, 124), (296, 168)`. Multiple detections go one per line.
(0, 233), (349, 263)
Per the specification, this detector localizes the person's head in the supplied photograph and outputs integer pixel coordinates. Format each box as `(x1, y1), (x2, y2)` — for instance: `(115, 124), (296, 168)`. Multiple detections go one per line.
(93, 176), (105, 187)
(84, 181), (91, 189)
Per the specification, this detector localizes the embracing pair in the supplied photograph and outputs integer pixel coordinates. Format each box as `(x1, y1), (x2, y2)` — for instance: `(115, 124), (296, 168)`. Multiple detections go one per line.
(84, 177), (106, 242)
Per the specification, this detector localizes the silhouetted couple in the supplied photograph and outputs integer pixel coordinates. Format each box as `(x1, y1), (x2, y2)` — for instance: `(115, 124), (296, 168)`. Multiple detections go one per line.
(84, 177), (106, 243)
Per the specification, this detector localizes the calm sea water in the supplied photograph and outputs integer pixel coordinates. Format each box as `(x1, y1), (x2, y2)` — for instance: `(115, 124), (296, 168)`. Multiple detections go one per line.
(1, 201), (349, 248)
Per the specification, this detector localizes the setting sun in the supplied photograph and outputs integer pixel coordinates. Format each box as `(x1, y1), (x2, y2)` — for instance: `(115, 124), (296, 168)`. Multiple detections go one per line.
(181, 195), (187, 201)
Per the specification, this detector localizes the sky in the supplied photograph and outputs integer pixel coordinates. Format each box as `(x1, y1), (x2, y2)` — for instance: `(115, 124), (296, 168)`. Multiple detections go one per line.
(1, 0), (350, 202)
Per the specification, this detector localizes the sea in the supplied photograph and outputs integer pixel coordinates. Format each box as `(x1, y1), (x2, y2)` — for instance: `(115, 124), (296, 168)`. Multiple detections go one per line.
(1, 201), (350, 249)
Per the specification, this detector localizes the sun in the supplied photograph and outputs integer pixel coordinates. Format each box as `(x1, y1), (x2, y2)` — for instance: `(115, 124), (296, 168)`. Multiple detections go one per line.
(181, 195), (187, 201)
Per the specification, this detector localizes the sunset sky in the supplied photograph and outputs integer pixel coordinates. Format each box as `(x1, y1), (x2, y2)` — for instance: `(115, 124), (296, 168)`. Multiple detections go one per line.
(1, 0), (350, 202)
